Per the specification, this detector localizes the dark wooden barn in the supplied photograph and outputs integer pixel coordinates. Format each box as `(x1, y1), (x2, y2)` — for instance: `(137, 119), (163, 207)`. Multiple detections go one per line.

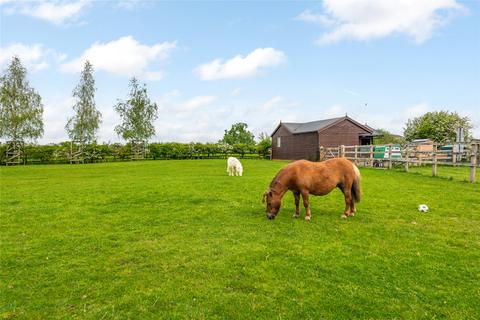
(270, 116), (374, 161)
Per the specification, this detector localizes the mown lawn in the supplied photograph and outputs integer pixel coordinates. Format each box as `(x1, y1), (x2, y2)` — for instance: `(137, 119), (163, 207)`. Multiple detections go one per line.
(1, 160), (479, 319)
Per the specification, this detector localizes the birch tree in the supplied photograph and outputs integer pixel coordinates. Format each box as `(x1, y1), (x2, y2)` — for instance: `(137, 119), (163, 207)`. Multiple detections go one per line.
(65, 60), (101, 143)
(0, 56), (44, 141)
(114, 77), (158, 141)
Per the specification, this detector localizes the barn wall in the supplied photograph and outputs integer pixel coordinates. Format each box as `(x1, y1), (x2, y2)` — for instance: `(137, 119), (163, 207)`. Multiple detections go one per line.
(319, 119), (371, 147)
(272, 126), (318, 161)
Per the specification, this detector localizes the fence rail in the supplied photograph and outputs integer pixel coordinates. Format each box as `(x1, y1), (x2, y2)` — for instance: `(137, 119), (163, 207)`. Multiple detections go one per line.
(320, 141), (480, 183)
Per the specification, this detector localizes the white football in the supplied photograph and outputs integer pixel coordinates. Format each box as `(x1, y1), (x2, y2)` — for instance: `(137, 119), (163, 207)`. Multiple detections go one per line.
(418, 204), (429, 212)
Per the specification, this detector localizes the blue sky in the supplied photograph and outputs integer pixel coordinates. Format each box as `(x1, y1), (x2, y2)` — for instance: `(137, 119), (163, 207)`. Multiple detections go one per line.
(1, 0), (479, 143)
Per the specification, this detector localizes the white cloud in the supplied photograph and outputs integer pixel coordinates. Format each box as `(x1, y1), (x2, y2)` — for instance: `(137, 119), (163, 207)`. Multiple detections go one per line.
(116, 0), (143, 10)
(157, 90), (181, 111)
(156, 91), (218, 114)
(240, 96), (300, 136)
(194, 48), (286, 80)
(180, 96), (218, 112)
(324, 104), (346, 118)
(231, 88), (242, 96)
(295, 10), (335, 26)
(38, 96), (76, 143)
(297, 0), (465, 45)
(261, 96), (283, 112)
(4, 0), (91, 26)
(60, 36), (176, 80)
(0, 43), (66, 72)
(405, 102), (429, 119)
(344, 89), (360, 96)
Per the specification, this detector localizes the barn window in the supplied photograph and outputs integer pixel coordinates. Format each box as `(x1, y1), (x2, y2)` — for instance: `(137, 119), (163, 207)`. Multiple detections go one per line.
(277, 136), (281, 148)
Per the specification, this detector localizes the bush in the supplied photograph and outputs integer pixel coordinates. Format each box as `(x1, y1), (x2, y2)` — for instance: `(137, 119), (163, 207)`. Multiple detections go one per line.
(25, 145), (57, 163)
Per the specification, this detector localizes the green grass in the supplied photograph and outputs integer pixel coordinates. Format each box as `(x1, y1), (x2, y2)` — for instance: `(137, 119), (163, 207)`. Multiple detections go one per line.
(396, 164), (475, 182)
(1, 160), (479, 319)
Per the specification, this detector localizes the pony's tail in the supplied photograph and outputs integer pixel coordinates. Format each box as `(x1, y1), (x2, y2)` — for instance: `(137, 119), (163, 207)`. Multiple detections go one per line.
(352, 164), (361, 203)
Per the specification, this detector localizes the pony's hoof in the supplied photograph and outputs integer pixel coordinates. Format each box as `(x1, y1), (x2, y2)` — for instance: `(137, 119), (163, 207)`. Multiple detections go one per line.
(293, 214), (299, 218)
(341, 214), (348, 219)
(305, 216), (311, 221)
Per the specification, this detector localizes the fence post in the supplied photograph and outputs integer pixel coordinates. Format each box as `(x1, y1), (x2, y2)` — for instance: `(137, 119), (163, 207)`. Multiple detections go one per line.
(432, 144), (438, 177)
(319, 146), (325, 161)
(470, 143), (478, 183)
(387, 144), (392, 170)
(354, 145), (358, 164)
(452, 145), (457, 166)
(340, 145), (345, 158)
(404, 145), (409, 172)
(369, 145), (374, 167)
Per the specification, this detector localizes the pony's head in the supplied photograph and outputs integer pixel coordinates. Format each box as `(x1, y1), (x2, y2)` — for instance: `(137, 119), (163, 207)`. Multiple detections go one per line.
(263, 189), (281, 220)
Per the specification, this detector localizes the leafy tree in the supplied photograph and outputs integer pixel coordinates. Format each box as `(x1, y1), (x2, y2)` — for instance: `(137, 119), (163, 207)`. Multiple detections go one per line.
(233, 143), (249, 158)
(256, 132), (272, 157)
(66, 60), (101, 143)
(217, 141), (233, 155)
(0, 56), (43, 141)
(373, 129), (405, 145)
(114, 77), (158, 141)
(204, 143), (219, 157)
(221, 122), (255, 146)
(403, 111), (472, 143)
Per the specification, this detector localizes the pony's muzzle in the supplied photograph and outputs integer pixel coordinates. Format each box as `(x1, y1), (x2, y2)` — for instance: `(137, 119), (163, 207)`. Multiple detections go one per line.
(267, 213), (275, 220)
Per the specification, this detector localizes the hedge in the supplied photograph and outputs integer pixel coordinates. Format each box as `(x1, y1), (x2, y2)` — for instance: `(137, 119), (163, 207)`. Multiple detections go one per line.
(0, 142), (271, 165)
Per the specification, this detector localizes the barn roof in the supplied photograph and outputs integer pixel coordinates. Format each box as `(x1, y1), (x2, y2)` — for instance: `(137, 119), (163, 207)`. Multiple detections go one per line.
(271, 116), (374, 136)
(282, 117), (343, 134)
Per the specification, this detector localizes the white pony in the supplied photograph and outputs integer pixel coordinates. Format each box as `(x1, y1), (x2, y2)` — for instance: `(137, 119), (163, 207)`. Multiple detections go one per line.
(227, 157), (243, 176)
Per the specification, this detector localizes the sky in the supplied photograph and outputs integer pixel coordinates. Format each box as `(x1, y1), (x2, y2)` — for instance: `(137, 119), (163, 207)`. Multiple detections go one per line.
(1, 0), (479, 144)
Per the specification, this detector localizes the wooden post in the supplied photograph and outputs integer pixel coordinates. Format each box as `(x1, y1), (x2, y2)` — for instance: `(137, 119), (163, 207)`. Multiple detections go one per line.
(432, 144), (438, 177)
(319, 146), (325, 161)
(418, 145), (422, 167)
(340, 145), (345, 158)
(404, 145), (409, 172)
(369, 145), (374, 167)
(387, 144), (392, 170)
(452, 144), (457, 166)
(354, 145), (358, 164)
(470, 143), (478, 183)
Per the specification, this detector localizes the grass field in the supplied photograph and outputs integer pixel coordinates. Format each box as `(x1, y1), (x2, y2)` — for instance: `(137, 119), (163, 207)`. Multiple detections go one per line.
(1, 160), (479, 319)
(396, 164), (475, 183)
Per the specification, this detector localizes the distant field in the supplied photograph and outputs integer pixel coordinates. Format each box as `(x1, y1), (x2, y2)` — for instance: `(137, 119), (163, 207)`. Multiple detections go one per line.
(1, 160), (479, 319)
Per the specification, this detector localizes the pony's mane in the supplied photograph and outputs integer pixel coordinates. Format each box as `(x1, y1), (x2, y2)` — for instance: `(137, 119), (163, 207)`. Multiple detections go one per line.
(269, 169), (287, 192)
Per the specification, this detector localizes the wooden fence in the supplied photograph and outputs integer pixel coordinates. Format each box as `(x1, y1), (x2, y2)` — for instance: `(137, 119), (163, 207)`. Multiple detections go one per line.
(320, 141), (480, 183)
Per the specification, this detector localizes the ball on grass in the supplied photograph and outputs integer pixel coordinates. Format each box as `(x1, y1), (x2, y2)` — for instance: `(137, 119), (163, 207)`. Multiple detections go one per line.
(418, 204), (429, 213)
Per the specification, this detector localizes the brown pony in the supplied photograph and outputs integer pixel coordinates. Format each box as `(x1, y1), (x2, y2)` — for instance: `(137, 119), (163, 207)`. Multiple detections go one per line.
(263, 158), (361, 220)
